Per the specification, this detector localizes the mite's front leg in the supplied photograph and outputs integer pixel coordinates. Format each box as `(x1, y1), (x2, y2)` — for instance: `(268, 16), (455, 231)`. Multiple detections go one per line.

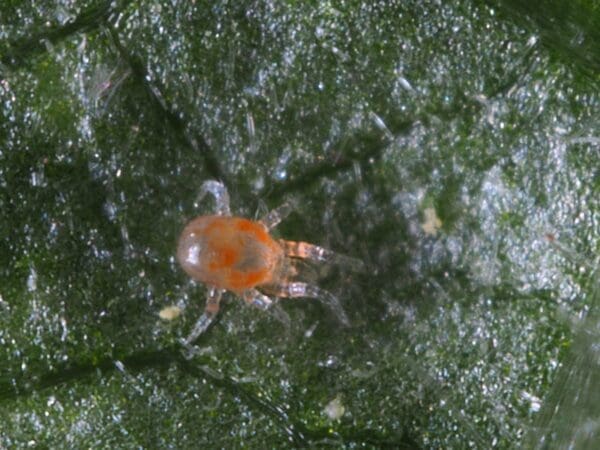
(260, 199), (298, 230)
(281, 240), (364, 271)
(196, 180), (231, 216)
(181, 286), (224, 346)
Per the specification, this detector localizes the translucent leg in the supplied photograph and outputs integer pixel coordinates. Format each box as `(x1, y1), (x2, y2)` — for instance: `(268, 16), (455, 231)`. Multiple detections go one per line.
(269, 282), (350, 326)
(242, 289), (291, 326)
(181, 287), (224, 346)
(260, 199), (297, 230)
(242, 288), (274, 309)
(281, 240), (365, 271)
(195, 180), (231, 216)
(94, 67), (132, 116)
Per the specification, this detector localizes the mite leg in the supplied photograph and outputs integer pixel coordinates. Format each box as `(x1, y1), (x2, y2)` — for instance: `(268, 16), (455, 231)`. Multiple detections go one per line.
(260, 199), (298, 230)
(242, 289), (290, 326)
(267, 282), (350, 326)
(181, 287), (224, 346)
(195, 180), (231, 216)
(281, 240), (365, 271)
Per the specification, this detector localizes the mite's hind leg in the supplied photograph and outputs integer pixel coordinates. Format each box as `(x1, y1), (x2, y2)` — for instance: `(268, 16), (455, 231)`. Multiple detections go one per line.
(242, 289), (291, 327)
(181, 287), (224, 346)
(265, 282), (350, 326)
(260, 199), (298, 230)
(281, 240), (365, 271)
(195, 180), (231, 216)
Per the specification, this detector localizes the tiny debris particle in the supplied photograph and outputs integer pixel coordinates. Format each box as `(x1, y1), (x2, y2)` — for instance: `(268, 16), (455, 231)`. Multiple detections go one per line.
(159, 305), (182, 321)
(421, 207), (442, 236)
(324, 395), (345, 420)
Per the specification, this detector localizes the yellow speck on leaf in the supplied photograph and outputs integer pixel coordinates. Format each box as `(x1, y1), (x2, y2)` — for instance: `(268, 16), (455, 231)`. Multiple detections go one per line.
(159, 305), (182, 321)
(421, 207), (442, 236)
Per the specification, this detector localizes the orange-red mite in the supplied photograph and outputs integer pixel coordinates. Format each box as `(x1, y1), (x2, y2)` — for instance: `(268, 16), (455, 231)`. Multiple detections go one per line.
(174, 180), (363, 345)
(177, 216), (284, 293)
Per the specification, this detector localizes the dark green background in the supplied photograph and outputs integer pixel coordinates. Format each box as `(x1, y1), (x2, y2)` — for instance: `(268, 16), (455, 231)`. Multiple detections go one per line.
(1, 1), (598, 448)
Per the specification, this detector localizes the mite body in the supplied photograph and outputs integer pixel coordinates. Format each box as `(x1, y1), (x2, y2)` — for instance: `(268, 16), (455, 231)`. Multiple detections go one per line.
(178, 215), (283, 292)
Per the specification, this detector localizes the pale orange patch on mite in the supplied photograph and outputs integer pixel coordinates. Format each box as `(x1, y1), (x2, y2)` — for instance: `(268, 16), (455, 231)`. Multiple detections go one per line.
(235, 219), (257, 233)
(235, 218), (272, 245)
(208, 245), (239, 271)
(227, 270), (268, 291)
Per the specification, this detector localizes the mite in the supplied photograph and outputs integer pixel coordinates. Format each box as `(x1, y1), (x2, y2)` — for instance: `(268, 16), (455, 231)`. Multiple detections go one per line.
(176, 180), (363, 344)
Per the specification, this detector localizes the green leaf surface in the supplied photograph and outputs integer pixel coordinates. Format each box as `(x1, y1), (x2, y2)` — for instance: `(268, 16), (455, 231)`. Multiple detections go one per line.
(1, 0), (598, 448)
